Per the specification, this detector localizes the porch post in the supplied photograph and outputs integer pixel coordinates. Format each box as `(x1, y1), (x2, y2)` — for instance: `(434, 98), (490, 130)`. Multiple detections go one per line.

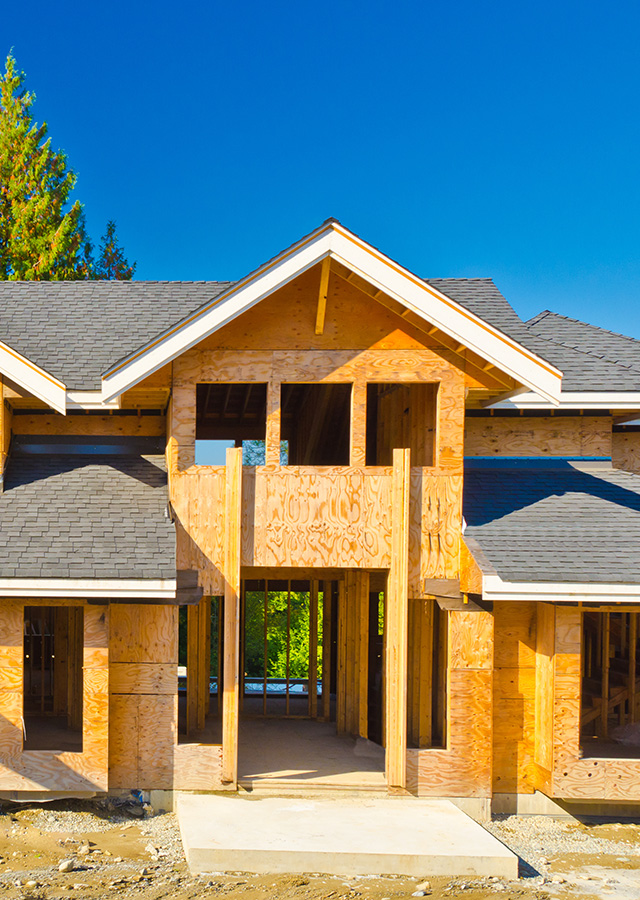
(386, 448), (410, 789)
(222, 447), (242, 785)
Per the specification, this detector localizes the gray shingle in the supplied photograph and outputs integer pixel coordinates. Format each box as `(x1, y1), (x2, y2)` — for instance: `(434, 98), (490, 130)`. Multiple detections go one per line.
(431, 279), (640, 391)
(0, 281), (231, 390)
(0, 453), (175, 580)
(464, 458), (640, 583)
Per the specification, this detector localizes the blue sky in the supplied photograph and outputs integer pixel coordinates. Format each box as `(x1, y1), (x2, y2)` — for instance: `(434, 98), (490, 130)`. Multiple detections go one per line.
(5, 0), (640, 336)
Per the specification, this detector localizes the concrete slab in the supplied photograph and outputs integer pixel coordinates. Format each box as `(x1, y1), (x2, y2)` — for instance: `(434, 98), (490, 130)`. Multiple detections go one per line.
(177, 794), (518, 878)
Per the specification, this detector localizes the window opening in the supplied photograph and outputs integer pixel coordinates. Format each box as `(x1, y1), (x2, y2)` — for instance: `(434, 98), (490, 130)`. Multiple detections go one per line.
(241, 579), (329, 718)
(195, 383), (267, 465)
(178, 598), (223, 742)
(281, 384), (351, 465)
(406, 599), (447, 749)
(366, 383), (437, 466)
(23, 606), (83, 752)
(581, 610), (640, 758)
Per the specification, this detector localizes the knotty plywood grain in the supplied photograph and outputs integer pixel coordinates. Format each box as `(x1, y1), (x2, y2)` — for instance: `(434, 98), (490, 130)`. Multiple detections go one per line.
(613, 430), (640, 473)
(465, 416), (612, 458)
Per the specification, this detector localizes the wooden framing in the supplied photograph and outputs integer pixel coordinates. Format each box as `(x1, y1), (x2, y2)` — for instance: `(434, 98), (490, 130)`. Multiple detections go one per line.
(386, 448), (410, 789)
(222, 447), (242, 785)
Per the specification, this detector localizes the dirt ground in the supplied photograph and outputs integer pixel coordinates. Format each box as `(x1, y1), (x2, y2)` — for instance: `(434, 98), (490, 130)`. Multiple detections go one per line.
(0, 800), (638, 900)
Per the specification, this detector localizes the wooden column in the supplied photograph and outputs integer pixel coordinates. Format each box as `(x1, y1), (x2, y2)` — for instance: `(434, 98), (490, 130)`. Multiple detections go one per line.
(322, 580), (332, 721)
(309, 580), (319, 718)
(386, 448), (410, 789)
(350, 382), (367, 467)
(222, 447), (242, 785)
(265, 382), (281, 466)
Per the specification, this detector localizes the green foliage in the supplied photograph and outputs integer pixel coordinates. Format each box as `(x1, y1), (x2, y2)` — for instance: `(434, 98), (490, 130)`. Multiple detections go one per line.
(94, 220), (136, 280)
(0, 53), (93, 280)
(244, 589), (323, 680)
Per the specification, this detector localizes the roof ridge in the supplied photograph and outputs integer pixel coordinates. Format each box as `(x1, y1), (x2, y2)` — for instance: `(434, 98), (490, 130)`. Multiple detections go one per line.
(525, 328), (640, 377)
(527, 308), (640, 346)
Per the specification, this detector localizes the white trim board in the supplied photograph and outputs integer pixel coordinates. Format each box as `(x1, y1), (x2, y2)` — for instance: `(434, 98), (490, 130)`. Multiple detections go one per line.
(101, 222), (563, 406)
(0, 342), (66, 415)
(66, 391), (121, 411)
(0, 578), (176, 599)
(488, 391), (640, 411)
(483, 574), (640, 604)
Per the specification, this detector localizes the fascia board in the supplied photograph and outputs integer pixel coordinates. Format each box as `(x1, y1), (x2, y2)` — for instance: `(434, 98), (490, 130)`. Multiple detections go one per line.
(328, 228), (562, 405)
(100, 221), (562, 405)
(489, 391), (640, 410)
(483, 573), (640, 603)
(101, 228), (334, 402)
(0, 578), (176, 599)
(0, 341), (66, 414)
(66, 391), (121, 411)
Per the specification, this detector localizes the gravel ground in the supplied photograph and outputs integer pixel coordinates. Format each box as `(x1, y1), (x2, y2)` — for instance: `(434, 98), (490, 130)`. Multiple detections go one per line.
(0, 801), (637, 899)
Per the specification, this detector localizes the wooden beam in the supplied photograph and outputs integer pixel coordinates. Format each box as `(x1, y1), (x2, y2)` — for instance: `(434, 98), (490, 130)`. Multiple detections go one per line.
(331, 265), (514, 391)
(350, 381), (367, 466)
(309, 580), (319, 718)
(265, 382), (281, 466)
(315, 257), (331, 335)
(386, 447), (410, 789)
(222, 446), (242, 785)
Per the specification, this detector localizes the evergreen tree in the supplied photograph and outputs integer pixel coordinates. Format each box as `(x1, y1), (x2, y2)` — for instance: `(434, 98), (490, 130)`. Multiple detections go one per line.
(0, 53), (92, 280)
(94, 220), (136, 280)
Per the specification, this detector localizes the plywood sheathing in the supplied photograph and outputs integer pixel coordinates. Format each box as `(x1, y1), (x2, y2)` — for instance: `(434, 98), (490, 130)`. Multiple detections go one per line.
(170, 349), (464, 596)
(612, 430), (640, 473)
(109, 604), (177, 790)
(406, 609), (493, 798)
(13, 414), (166, 437)
(465, 416), (613, 458)
(0, 601), (108, 792)
(492, 603), (537, 795)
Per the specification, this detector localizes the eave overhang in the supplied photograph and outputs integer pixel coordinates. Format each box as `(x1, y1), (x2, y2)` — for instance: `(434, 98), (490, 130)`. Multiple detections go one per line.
(101, 221), (563, 406)
(483, 574), (640, 604)
(0, 577), (177, 599)
(487, 390), (640, 411)
(0, 341), (66, 414)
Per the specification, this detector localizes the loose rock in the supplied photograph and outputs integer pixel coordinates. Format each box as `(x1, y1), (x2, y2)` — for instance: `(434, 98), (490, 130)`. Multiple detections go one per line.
(58, 859), (75, 873)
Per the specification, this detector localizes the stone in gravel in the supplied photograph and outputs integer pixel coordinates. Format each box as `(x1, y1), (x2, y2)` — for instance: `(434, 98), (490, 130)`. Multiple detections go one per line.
(77, 843), (91, 856)
(24, 880), (38, 888)
(127, 805), (144, 818)
(58, 859), (75, 873)
(415, 882), (431, 892)
(550, 876), (565, 884)
(411, 892), (427, 897)
(113, 856), (122, 863)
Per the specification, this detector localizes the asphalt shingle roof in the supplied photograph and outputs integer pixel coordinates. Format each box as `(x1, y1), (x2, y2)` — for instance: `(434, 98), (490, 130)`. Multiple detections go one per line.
(464, 458), (640, 584)
(431, 279), (640, 391)
(2, 277), (640, 393)
(527, 310), (640, 378)
(0, 281), (231, 390)
(0, 453), (175, 579)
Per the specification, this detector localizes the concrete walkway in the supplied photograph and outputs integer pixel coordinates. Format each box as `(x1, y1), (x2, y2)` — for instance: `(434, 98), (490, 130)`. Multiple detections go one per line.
(177, 794), (518, 878)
